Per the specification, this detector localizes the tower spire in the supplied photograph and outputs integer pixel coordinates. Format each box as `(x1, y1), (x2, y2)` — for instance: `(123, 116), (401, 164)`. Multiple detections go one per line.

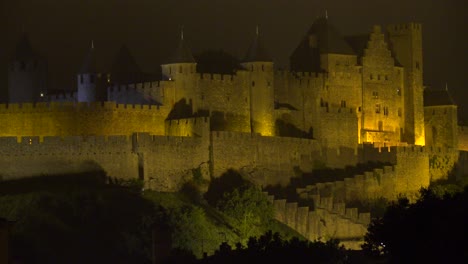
(91, 40), (94, 49)
(325, 10), (328, 19)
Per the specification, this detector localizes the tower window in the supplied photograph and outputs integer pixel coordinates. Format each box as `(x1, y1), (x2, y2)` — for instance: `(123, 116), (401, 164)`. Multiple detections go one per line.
(262, 65), (264, 71)
(397, 88), (401, 96)
(90, 75), (95, 84)
(372, 91), (378, 99)
(384, 107), (389, 116)
(341, 100), (346, 107)
(252, 81), (255, 87)
(398, 108), (402, 117)
(80, 75), (84, 84)
(370, 74), (373, 80)
(375, 104), (381, 113)
(415, 62), (420, 69)
(179, 66), (182, 73)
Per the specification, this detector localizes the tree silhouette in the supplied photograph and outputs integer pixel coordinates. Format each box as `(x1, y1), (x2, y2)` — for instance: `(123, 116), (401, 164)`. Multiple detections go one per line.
(363, 187), (468, 263)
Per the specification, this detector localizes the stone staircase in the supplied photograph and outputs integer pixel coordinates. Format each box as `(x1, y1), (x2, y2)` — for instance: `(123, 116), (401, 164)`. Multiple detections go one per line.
(265, 192), (370, 250)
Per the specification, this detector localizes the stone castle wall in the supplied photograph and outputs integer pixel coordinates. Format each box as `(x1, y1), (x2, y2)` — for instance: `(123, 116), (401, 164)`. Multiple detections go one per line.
(0, 135), (138, 181)
(268, 193), (370, 250)
(195, 73), (251, 133)
(0, 102), (171, 138)
(210, 131), (320, 187)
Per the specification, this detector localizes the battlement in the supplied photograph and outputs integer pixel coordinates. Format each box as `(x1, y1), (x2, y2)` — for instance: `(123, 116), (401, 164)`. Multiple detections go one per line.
(211, 131), (316, 145)
(198, 73), (238, 83)
(318, 105), (357, 114)
(108, 81), (161, 92)
(0, 101), (168, 113)
(359, 143), (455, 156)
(46, 91), (76, 101)
(267, 192), (368, 248)
(387, 22), (422, 33)
(166, 116), (209, 126)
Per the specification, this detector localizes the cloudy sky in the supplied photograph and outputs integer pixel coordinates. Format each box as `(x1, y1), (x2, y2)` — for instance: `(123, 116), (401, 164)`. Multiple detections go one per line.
(1, 0), (467, 119)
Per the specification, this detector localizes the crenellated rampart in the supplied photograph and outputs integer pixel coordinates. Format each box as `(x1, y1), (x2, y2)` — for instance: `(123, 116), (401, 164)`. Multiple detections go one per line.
(266, 192), (369, 250)
(0, 102), (172, 137)
(210, 131), (320, 186)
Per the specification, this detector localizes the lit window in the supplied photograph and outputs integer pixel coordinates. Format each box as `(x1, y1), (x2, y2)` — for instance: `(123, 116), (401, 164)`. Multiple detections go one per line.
(384, 107), (389, 116)
(40, 92), (44, 97)
(372, 91), (379, 99)
(375, 104), (381, 113)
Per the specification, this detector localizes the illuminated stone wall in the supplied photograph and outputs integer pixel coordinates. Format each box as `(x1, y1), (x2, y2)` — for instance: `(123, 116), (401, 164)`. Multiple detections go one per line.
(387, 23), (425, 145)
(268, 193), (369, 250)
(210, 131), (320, 187)
(361, 26), (405, 144)
(135, 133), (211, 192)
(0, 135), (138, 181)
(195, 73), (251, 133)
(0, 102), (171, 138)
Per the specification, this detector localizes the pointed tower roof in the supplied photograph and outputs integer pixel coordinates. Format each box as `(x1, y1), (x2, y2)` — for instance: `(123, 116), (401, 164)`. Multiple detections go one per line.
(14, 33), (38, 61)
(111, 45), (142, 75)
(306, 17), (355, 55)
(79, 41), (97, 74)
(424, 86), (456, 107)
(166, 29), (196, 64)
(243, 26), (272, 63)
(290, 16), (355, 72)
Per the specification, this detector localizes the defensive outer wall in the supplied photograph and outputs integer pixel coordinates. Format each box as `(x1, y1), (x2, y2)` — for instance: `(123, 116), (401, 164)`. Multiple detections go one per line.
(0, 115), (435, 199)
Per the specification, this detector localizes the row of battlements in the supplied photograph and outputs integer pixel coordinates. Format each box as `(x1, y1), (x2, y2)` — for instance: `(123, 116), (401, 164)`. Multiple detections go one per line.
(198, 73), (238, 82)
(108, 81), (162, 92)
(133, 133), (206, 144)
(0, 135), (133, 145)
(0, 101), (169, 112)
(210, 131), (317, 145)
(319, 105), (358, 114)
(387, 22), (421, 32)
(166, 116), (210, 125)
(46, 92), (76, 101)
(362, 143), (456, 155)
(266, 191), (369, 244)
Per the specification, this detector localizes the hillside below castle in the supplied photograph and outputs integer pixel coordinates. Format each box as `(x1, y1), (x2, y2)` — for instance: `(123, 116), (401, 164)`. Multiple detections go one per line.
(3, 17), (467, 247)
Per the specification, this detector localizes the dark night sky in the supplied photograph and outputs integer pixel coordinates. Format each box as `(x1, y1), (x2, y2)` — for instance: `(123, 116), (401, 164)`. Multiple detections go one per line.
(1, 0), (467, 120)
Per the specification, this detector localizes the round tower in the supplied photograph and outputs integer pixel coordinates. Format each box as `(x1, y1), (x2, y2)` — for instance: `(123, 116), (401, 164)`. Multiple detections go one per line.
(8, 33), (47, 103)
(241, 27), (275, 136)
(160, 29), (197, 107)
(77, 41), (99, 103)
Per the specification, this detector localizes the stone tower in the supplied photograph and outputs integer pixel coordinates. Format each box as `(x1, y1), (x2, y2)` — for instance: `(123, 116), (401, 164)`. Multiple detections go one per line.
(77, 41), (100, 103)
(387, 23), (425, 145)
(424, 88), (458, 149)
(241, 27), (275, 136)
(8, 33), (47, 103)
(161, 30), (197, 108)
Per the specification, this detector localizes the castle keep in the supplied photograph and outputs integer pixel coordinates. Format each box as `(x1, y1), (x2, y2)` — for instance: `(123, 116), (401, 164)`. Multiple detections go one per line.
(3, 17), (463, 247)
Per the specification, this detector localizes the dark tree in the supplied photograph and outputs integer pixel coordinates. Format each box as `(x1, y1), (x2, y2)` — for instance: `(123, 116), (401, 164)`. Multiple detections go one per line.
(362, 187), (468, 263)
(199, 231), (346, 263)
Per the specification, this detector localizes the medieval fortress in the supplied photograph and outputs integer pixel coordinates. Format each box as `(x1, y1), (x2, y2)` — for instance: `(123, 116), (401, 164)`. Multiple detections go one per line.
(3, 17), (467, 247)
